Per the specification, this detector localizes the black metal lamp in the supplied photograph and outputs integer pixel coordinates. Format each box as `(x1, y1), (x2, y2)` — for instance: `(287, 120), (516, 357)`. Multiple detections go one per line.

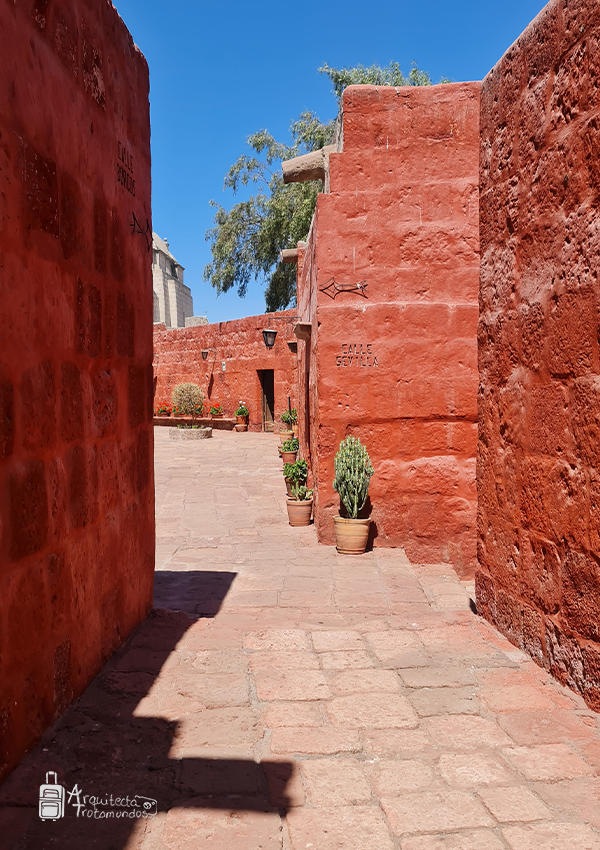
(262, 328), (278, 348)
(201, 348), (216, 361)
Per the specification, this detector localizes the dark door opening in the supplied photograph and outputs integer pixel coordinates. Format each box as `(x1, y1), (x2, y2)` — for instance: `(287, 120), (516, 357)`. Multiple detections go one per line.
(258, 370), (275, 432)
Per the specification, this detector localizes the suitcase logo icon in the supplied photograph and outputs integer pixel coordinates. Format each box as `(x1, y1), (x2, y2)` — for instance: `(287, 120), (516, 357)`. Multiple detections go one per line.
(39, 772), (65, 820)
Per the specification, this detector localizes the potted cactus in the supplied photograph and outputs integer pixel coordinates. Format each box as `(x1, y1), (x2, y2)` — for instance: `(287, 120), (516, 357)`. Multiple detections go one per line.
(332, 436), (374, 554)
(286, 484), (313, 527)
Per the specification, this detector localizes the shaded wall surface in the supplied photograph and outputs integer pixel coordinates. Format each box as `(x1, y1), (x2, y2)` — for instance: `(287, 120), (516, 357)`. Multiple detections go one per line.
(0, 0), (154, 781)
(477, 0), (600, 708)
(153, 313), (298, 431)
(297, 83), (480, 576)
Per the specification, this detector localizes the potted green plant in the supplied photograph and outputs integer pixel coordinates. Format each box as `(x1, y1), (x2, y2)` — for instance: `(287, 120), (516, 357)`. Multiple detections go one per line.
(236, 401), (249, 423)
(156, 403), (172, 417)
(332, 436), (374, 554)
(281, 407), (298, 436)
(235, 401), (249, 432)
(279, 408), (296, 442)
(171, 384), (204, 426)
(209, 402), (223, 417)
(281, 437), (299, 464)
(286, 483), (313, 527)
(283, 458), (308, 497)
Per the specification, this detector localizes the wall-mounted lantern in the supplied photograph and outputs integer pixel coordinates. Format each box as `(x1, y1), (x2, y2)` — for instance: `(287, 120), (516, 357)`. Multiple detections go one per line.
(201, 348), (216, 361)
(261, 316), (300, 348)
(262, 328), (278, 348)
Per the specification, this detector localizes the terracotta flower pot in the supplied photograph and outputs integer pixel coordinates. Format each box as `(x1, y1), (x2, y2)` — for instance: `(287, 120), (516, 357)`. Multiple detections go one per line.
(279, 430), (293, 444)
(281, 451), (298, 464)
(333, 516), (371, 554)
(284, 478), (293, 497)
(236, 415), (248, 425)
(286, 498), (313, 527)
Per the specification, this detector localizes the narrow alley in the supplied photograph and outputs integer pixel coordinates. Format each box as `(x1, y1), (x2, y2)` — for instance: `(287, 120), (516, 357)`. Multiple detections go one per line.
(2, 429), (600, 849)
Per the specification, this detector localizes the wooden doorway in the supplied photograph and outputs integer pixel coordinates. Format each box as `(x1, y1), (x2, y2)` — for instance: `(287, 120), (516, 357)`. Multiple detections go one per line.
(258, 369), (275, 432)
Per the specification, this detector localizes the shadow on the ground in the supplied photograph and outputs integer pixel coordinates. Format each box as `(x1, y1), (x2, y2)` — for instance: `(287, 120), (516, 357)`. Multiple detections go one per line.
(153, 569), (237, 617)
(0, 574), (293, 848)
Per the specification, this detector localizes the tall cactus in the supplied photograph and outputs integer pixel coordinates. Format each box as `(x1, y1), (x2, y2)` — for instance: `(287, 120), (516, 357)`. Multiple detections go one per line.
(333, 436), (374, 519)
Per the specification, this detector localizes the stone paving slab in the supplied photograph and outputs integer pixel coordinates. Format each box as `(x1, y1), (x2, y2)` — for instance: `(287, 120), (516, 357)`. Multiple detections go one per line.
(1, 428), (600, 848)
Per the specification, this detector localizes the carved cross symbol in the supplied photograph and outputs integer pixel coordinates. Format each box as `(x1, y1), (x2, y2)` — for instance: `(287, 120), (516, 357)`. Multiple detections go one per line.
(130, 213), (152, 252)
(318, 277), (368, 299)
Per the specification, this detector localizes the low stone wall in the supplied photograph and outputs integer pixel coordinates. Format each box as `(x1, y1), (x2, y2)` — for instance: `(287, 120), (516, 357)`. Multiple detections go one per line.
(153, 416), (236, 430)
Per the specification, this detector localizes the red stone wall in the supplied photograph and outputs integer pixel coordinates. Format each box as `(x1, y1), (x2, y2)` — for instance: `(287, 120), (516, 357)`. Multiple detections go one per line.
(297, 83), (480, 576)
(477, 0), (600, 708)
(153, 313), (298, 431)
(0, 1), (154, 780)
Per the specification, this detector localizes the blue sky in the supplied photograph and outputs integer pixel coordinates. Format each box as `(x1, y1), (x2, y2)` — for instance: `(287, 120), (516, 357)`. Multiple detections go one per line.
(114, 0), (548, 324)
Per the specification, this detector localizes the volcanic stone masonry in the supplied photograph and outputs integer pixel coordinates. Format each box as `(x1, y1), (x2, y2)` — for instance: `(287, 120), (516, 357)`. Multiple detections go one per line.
(295, 81), (481, 577)
(476, 0), (600, 710)
(0, 0), (154, 781)
(153, 313), (298, 432)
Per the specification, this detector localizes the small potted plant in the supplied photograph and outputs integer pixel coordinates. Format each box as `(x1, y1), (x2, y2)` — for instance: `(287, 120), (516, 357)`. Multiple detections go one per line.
(279, 409), (296, 442)
(210, 402), (223, 418)
(281, 437), (299, 464)
(156, 403), (172, 417)
(281, 407), (298, 436)
(283, 458), (308, 498)
(286, 483), (313, 527)
(236, 402), (249, 424)
(332, 436), (374, 554)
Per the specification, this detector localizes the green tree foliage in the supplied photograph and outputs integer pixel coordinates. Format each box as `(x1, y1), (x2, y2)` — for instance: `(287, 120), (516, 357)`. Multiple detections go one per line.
(318, 61), (435, 102)
(204, 62), (441, 311)
(203, 112), (335, 312)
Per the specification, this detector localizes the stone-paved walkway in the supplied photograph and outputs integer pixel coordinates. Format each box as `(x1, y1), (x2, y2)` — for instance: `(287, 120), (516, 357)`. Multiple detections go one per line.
(3, 429), (600, 849)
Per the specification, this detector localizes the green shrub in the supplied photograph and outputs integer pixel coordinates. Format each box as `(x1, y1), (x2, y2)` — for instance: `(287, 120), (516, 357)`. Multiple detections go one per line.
(171, 383), (204, 422)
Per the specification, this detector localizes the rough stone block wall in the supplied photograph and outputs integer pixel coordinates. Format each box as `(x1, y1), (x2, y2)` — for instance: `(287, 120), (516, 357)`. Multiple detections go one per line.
(0, 0), (154, 780)
(298, 84), (480, 576)
(477, 0), (600, 708)
(153, 314), (298, 430)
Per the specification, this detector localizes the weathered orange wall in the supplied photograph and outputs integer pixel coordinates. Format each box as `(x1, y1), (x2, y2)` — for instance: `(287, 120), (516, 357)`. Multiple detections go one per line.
(477, 0), (600, 708)
(153, 313), (298, 431)
(0, 0), (154, 781)
(297, 83), (480, 575)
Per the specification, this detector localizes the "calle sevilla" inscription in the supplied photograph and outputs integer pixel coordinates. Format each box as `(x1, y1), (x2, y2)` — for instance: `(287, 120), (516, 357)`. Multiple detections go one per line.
(336, 343), (378, 367)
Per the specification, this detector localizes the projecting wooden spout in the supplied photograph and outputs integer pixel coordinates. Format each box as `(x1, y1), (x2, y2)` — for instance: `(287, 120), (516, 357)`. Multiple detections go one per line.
(282, 145), (337, 184)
